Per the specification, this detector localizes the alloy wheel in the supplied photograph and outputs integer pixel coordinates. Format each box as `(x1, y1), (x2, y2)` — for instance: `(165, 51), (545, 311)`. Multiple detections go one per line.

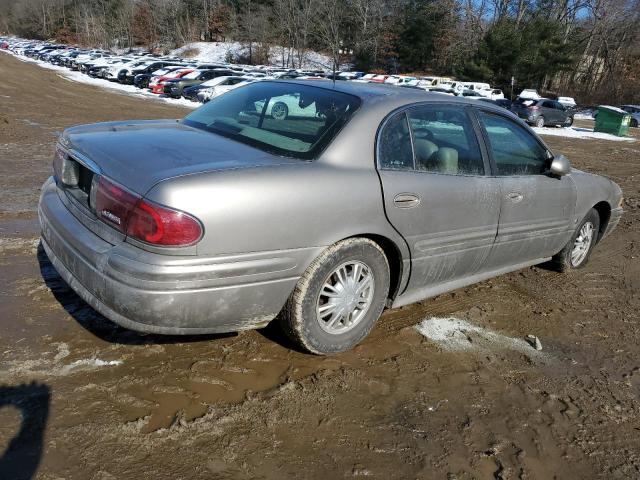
(571, 221), (594, 266)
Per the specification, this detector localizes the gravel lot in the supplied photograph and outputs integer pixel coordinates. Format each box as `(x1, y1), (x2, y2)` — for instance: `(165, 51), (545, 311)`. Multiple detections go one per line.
(1, 51), (639, 480)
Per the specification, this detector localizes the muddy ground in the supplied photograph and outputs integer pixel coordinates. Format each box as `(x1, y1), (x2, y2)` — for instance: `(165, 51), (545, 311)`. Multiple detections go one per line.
(0, 51), (639, 480)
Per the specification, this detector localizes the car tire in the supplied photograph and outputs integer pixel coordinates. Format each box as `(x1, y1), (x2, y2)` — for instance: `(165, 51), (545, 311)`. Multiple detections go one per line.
(551, 208), (600, 272)
(632, 119), (639, 128)
(271, 102), (289, 120)
(535, 116), (545, 128)
(279, 238), (390, 355)
(564, 116), (573, 127)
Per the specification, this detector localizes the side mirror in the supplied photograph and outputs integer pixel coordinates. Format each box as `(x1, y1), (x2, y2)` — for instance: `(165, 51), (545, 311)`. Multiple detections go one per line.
(549, 154), (571, 176)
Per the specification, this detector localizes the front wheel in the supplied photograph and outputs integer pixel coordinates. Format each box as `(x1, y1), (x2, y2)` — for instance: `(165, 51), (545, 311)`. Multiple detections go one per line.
(551, 208), (600, 271)
(563, 116), (573, 127)
(535, 116), (545, 128)
(279, 238), (390, 355)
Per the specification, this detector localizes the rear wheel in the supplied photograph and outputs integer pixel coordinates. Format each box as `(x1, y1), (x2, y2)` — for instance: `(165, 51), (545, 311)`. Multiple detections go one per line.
(551, 208), (600, 272)
(280, 238), (390, 355)
(632, 118), (639, 128)
(535, 116), (545, 128)
(563, 116), (573, 127)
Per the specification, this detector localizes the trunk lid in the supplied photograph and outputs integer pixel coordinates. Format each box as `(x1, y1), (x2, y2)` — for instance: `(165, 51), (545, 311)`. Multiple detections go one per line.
(62, 119), (298, 194)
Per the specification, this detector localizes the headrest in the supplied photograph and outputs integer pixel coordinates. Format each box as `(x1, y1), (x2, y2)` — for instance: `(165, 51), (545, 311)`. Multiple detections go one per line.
(414, 138), (438, 165)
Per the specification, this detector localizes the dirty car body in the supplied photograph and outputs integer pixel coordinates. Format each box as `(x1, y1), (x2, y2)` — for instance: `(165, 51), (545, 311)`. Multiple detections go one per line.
(39, 80), (623, 353)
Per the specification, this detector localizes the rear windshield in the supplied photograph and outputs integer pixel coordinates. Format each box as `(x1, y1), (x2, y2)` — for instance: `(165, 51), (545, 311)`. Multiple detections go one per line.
(182, 81), (361, 159)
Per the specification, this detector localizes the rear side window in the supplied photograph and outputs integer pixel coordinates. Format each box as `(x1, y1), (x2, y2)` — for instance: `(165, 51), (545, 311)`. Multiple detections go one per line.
(478, 111), (549, 176)
(407, 105), (484, 175)
(378, 112), (414, 170)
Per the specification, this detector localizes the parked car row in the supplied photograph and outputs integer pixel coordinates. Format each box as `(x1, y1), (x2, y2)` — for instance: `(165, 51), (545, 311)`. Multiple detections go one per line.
(2, 37), (513, 104)
(2, 38), (329, 104)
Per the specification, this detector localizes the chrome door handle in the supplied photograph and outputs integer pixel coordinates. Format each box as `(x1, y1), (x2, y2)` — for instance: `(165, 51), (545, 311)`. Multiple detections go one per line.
(393, 193), (420, 208)
(507, 192), (523, 203)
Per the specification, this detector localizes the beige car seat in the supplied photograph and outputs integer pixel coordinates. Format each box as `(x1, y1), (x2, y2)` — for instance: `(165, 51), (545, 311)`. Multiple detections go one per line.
(434, 147), (459, 174)
(414, 138), (439, 170)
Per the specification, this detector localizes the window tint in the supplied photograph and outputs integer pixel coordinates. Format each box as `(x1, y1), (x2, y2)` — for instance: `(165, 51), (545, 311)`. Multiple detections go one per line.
(183, 82), (360, 159)
(407, 105), (484, 175)
(478, 111), (549, 176)
(542, 100), (555, 108)
(378, 112), (413, 170)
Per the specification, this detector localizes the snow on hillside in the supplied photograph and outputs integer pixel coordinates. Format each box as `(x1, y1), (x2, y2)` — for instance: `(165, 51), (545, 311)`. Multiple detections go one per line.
(170, 42), (334, 70)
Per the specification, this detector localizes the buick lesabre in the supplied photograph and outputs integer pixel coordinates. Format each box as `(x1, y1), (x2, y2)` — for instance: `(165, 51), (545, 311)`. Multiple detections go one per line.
(39, 81), (623, 354)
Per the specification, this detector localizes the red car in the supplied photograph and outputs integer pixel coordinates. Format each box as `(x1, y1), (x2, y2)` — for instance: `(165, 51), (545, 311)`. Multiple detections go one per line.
(369, 74), (389, 83)
(150, 69), (195, 94)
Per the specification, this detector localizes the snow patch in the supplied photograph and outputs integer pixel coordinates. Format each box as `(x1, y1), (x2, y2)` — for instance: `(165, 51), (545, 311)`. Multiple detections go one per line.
(415, 317), (546, 357)
(0, 237), (40, 253)
(170, 41), (334, 70)
(60, 358), (123, 373)
(598, 105), (627, 114)
(533, 126), (635, 142)
(574, 110), (595, 120)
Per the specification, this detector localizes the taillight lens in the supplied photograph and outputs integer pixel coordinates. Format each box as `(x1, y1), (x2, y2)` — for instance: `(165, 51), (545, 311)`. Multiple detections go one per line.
(93, 176), (203, 246)
(95, 176), (139, 233)
(127, 199), (203, 246)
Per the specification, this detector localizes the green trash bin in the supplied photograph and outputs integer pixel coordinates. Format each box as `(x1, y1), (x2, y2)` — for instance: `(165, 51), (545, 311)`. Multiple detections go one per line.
(594, 106), (631, 136)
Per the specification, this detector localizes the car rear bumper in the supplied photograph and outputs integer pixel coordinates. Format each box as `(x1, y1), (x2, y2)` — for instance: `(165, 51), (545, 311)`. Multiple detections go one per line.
(38, 177), (311, 335)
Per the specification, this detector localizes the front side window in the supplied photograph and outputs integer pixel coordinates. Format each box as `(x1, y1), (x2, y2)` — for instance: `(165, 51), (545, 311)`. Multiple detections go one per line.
(478, 111), (549, 176)
(407, 105), (484, 175)
(183, 81), (360, 159)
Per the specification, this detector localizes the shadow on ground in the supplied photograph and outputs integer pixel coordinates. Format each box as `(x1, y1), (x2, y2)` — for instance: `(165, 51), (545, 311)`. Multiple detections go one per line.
(0, 382), (50, 480)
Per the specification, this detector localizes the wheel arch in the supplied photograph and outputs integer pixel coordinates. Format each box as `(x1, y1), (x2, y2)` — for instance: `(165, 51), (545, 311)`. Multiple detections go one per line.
(592, 201), (611, 242)
(346, 233), (406, 302)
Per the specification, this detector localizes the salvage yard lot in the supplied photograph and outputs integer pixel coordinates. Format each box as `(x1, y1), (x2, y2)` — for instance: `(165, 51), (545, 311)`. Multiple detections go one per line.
(1, 51), (639, 479)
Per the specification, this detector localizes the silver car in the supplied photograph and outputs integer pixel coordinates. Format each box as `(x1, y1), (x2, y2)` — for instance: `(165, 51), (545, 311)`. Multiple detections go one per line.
(39, 81), (623, 354)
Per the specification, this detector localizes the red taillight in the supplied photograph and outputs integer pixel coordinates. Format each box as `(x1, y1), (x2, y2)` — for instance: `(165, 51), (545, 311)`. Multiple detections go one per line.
(126, 199), (203, 246)
(95, 176), (139, 233)
(94, 176), (203, 246)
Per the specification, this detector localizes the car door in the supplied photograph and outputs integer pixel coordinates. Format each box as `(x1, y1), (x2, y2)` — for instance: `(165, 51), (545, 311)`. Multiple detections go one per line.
(476, 110), (576, 268)
(544, 100), (561, 124)
(555, 101), (569, 122)
(377, 104), (501, 293)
